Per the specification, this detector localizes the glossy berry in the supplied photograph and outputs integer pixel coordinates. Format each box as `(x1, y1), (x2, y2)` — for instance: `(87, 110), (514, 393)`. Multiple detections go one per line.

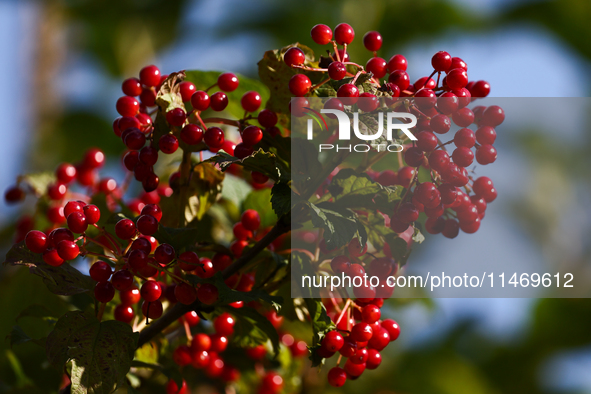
(139, 65), (161, 87)
(141, 300), (163, 319)
(159, 134), (179, 154)
(476, 144), (497, 164)
(257, 109), (277, 128)
(204, 127), (225, 149)
(387, 54), (407, 72)
(361, 304), (381, 324)
(351, 322), (373, 342)
(120, 286), (141, 305)
(56, 163), (77, 184)
(83, 204), (100, 224)
(111, 270), (133, 291)
(328, 367), (347, 387)
(218, 73), (240, 92)
(90, 261), (112, 282)
(476, 126), (496, 145)
(452, 147), (474, 167)
(179, 81), (196, 102)
(242, 125), (263, 146)
(116, 96), (140, 117)
(25, 230), (47, 253)
(446, 68), (469, 90)
(431, 114), (452, 134)
(322, 330), (344, 352)
(191, 90), (210, 111)
(481, 105), (505, 127)
(56, 240), (79, 260)
(210, 91), (228, 111)
(311, 24), (332, 45)
(284, 47), (306, 67)
(114, 218), (136, 239)
(67, 212), (88, 234)
(141, 281), (162, 302)
(122, 77), (142, 96)
(241, 209), (260, 231)
(388, 70), (410, 90)
(363, 31), (382, 51)
(328, 61), (347, 80)
(83, 148), (105, 169)
(95, 281), (115, 303)
(64, 200), (84, 218)
(197, 283), (218, 305)
(166, 108), (186, 127)
(214, 313), (235, 336)
(154, 243), (175, 264)
(381, 319), (401, 341)
(288, 74), (312, 97)
(431, 51), (452, 71)
(241, 91), (262, 112)
(337, 83), (359, 105)
(365, 57), (387, 79)
(180, 124), (203, 145)
(174, 283), (197, 305)
(470, 80), (491, 97)
(114, 304), (134, 323)
(137, 214), (158, 235)
(334, 23), (354, 45)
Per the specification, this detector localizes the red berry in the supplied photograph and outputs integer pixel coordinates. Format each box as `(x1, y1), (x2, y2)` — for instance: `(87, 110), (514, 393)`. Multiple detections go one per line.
(114, 304), (134, 323)
(111, 270), (133, 291)
(381, 319), (400, 341)
(311, 24), (332, 45)
(446, 68), (469, 90)
(56, 163), (77, 184)
(241, 91), (262, 112)
(56, 240), (79, 260)
(365, 57), (387, 79)
(368, 327), (390, 351)
(83, 148), (105, 169)
(95, 281), (115, 303)
(204, 127), (225, 149)
(476, 126), (496, 145)
(120, 286), (141, 305)
(388, 70), (410, 90)
(122, 77), (142, 96)
(67, 212), (88, 234)
(141, 204), (162, 222)
(166, 379), (188, 394)
(350, 322), (373, 342)
(288, 74), (312, 97)
(241, 209), (260, 231)
(233, 222), (253, 241)
(334, 23), (354, 45)
(366, 349), (382, 369)
(442, 218), (460, 238)
(139, 65), (161, 87)
(159, 134), (179, 154)
(242, 125), (263, 146)
(166, 108), (186, 127)
(141, 300), (163, 319)
(115, 218), (136, 239)
(177, 251), (199, 272)
(90, 261), (112, 282)
(431, 50), (452, 71)
(140, 88), (157, 106)
(481, 105), (505, 127)
(191, 90), (210, 111)
(321, 330), (344, 352)
(261, 372), (283, 392)
(328, 367), (347, 387)
(214, 312), (235, 336)
(25, 230), (47, 253)
(184, 311), (200, 326)
(470, 80), (490, 97)
(344, 359), (366, 377)
(210, 91), (228, 111)
(173, 345), (192, 366)
(336, 83), (359, 105)
(116, 96), (140, 117)
(137, 214), (159, 235)
(197, 283), (218, 305)
(154, 243), (175, 264)
(387, 54), (407, 72)
(174, 283), (197, 305)
(257, 109), (277, 128)
(180, 124), (203, 145)
(363, 31), (382, 51)
(178, 81), (196, 102)
(284, 47), (306, 67)
(476, 144), (497, 165)
(141, 281), (162, 302)
(218, 73), (240, 92)
(328, 61), (347, 81)
(361, 304), (381, 324)
(83, 204), (100, 224)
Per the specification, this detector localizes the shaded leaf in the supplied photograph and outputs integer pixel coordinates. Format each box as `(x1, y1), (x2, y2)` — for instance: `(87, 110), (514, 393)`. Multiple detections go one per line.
(304, 298), (335, 367)
(204, 149), (289, 182)
(222, 306), (280, 356)
(308, 203), (365, 249)
(271, 182), (292, 219)
(244, 188), (278, 229)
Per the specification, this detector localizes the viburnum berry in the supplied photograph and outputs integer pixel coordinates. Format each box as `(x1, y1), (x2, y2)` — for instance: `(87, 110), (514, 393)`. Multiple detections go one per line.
(404, 147), (425, 167)
(365, 57), (387, 79)
(388, 70), (410, 90)
(179, 81), (196, 102)
(387, 54), (407, 72)
(141, 281), (162, 302)
(122, 77), (142, 96)
(334, 23), (354, 45)
(197, 283), (218, 305)
(56, 240), (79, 260)
(67, 212), (88, 234)
(113, 304), (135, 323)
(288, 74), (312, 97)
(154, 243), (175, 264)
(336, 83), (359, 105)
(284, 47), (306, 67)
(137, 214), (159, 235)
(204, 127), (225, 149)
(56, 163), (77, 184)
(95, 281), (115, 303)
(470, 80), (491, 97)
(141, 300), (163, 319)
(358, 93), (379, 112)
(241, 209), (260, 231)
(363, 31), (382, 51)
(191, 90), (210, 111)
(177, 251), (199, 272)
(25, 230), (47, 253)
(116, 96), (140, 117)
(344, 358), (366, 377)
(47, 183), (67, 200)
(89, 261), (112, 282)
(141, 203), (162, 222)
(261, 372), (283, 393)
(210, 91), (229, 111)
(111, 270), (133, 291)
(311, 24), (332, 45)
(241, 91), (262, 112)
(481, 105), (505, 127)
(432, 50), (452, 71)
(159, 134), (179, 154)
(452, 107), (475, 127)
(140, 88), (157, 106)
(214, 312), (235, 336)
(174, 283), (197, 305)
(166, 108), (186, 127)
(120, 286), (141, 305)
(257, 109), (277, 128)
(139, 65), (161, 87)
(350, 322), (373, 342)
(83, 204), (100, 224)
(322, 330), (344, 352)
(115, 218), (136, 239)
(452, 147), (474, 167)
(83, 148), (106, 169)
(428, 150), (451, 172)
(328, 61), (347, 80)
(166, 380), (188, 394)
(180, 124), (204, 145)
(218, 72), (240, 92)
(327, 367), (347, 387)
(416, 131), (438, 152)
(446, 68), (469, 90)
(396, 202), (419, 223)
(242, 125), (263, 146)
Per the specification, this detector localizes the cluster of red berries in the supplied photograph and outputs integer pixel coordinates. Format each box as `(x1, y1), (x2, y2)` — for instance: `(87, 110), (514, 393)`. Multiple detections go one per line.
(114, 65), (281, 193)
(321, 297), (400, 387)
(292, 23), (502, 238)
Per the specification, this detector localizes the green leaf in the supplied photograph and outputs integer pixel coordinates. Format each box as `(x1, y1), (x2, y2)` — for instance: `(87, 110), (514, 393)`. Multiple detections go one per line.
(7, 326), (33, 348)
(184, 70), (270, 120)
(204, 149), (289, 182)
(308, 203), (365, 250)
(3, 242), (95, 296)
(187, 162), (225, 222)
(155, 71), (186, 113)
(244, 188), (278, 229)
(46, 310), (138, 394)
(304, 298), (335, 367)
(385, 233), (412, 267)
(222, 306), (280, 356)
(270, 182), (292, 219)
(153, 226), (201, 251)
(130, 360), (183, 388)
(20, 172), (56, 196)
(327, 168), (402, 210)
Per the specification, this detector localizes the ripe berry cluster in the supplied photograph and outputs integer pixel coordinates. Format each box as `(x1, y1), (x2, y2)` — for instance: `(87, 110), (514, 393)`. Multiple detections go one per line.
(321, 297), (400, 387)
(291, 23), (502, 238)
(114, 65), (280, 193)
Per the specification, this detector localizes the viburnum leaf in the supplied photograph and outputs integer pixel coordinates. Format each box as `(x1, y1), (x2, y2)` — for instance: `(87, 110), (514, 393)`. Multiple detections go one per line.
(308, 202), (366, 249)
(384, 232), (412, 267)
(204, 149), (289, 182)
(221, 306), (280, 356)
(3, 242), (95, 296)
(270, 182), (292, 219)
(153, 225), (201, 251)
(155, 71), (186, 113)
(16, 304), (57, 325)
(19, 172), (56, 196)
(327, 168), (402, 210)
(244, 188), (278, 229)
(46, 310), (138, 394)
(304, 298), (335, 367)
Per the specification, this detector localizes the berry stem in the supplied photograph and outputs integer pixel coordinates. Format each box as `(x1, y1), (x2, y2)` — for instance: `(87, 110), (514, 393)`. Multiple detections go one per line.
(335, 299), (351, 326)
(332, 41), (341, 62)
(310, 78), (331, 92)
(201, 117), (241, 128)
(183, 318), (193, 343)
(96, 302), (106, 322)
(291, 65), (328, 73)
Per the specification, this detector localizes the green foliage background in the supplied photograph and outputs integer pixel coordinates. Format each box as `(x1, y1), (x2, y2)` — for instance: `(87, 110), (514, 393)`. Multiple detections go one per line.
(1, 0), (591, 393)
